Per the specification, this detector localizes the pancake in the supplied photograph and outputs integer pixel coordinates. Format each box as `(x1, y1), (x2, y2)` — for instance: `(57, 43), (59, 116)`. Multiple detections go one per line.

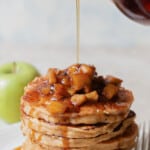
(21, 111), (135, 139)
(20, 64), (137, 150)
(21, 88), (133, 125)
(22, 120), (135, 148)
(21, 64), (134, 125)
(22, 123), (138, 150)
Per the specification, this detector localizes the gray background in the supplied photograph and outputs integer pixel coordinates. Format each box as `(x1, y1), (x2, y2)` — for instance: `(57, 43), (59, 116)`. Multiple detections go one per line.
(0, 0), (150, 48)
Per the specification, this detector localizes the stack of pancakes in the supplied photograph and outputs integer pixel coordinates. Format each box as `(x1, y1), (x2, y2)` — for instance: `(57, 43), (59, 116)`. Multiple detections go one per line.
(21, 64), (138, 150)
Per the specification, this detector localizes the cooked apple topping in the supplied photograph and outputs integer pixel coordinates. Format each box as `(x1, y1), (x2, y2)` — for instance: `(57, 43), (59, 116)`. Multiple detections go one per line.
(46, 101), (67, 114)
(71, 74), (91, 93)
(71, 91), (99, 106)
(41, 87), (50, 95)
(102, 84), (119, 100)
(105, 75), (122, 86)
(68, 64), (95, 94)
(85, 91), (99, 102)
(23, 90), (39, 102)
(80, 64), (95, 77)
(23, 64), (123, 114)
(51, 84), (69, 100)
(71, 94), (87, 106)
(47, 68), (57, 84)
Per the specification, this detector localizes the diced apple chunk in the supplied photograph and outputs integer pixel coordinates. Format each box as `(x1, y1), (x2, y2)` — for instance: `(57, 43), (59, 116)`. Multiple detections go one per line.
(54, 84), (68, 98)
(47, 101), (67, 114)
(105, 75), (122, 86)
(72, 74), (91, 91)
(102, 84), (119, 100)
(85, 91), (99, 102)
(71, 94), (87, 106)
(47, 69), (57, 84)
(80, 64), (95, 77)
(41, 87), (50, 95)
(67, 65), (79, 75)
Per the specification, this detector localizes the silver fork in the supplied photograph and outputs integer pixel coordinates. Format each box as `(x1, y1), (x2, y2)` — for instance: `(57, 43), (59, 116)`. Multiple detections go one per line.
(134, 121), (150, 150)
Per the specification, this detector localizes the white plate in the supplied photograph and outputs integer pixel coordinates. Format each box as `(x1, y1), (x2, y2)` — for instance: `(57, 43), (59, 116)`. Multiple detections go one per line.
(0, 123), (24, 150)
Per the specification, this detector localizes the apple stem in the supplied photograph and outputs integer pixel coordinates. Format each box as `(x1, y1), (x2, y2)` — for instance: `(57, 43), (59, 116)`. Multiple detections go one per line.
(13, 62), (17, 73)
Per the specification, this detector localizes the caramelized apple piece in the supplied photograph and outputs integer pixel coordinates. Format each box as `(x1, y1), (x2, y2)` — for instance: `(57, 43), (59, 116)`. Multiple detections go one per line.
(41, 87), (50, 95)
(53, 84), (69, 100)
(80, 64), (95, 77)
(72, 74), (91, 92)
(66, 64), (95, 93)
(67, 64), (79, 75)
(71, 94), (87, 106)
(61, 76), (70, 86)
(47, 101), (67, 114)
(47, 69), (57, 84)
(67, 88), (76, 95)
(105, 75), (122, 86)
(85, 91), (99, 102)
(102, 84), (119, 100)
(23, 90), (39, 102)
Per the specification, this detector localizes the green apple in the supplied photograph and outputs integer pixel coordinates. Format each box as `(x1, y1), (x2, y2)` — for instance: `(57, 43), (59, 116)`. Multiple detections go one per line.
(0, 62), (40, 123)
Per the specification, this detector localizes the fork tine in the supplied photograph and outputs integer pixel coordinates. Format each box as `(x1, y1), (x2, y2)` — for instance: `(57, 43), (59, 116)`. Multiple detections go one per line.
(148, 121), (150, 150)
(135, 122), (150, 150)
(135, 123), (141, 150)
(141, 122), (146, 150)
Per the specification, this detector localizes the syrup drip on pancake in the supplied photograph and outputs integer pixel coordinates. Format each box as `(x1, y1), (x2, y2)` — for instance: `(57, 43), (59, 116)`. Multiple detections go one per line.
(59, 126), (70, 150)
